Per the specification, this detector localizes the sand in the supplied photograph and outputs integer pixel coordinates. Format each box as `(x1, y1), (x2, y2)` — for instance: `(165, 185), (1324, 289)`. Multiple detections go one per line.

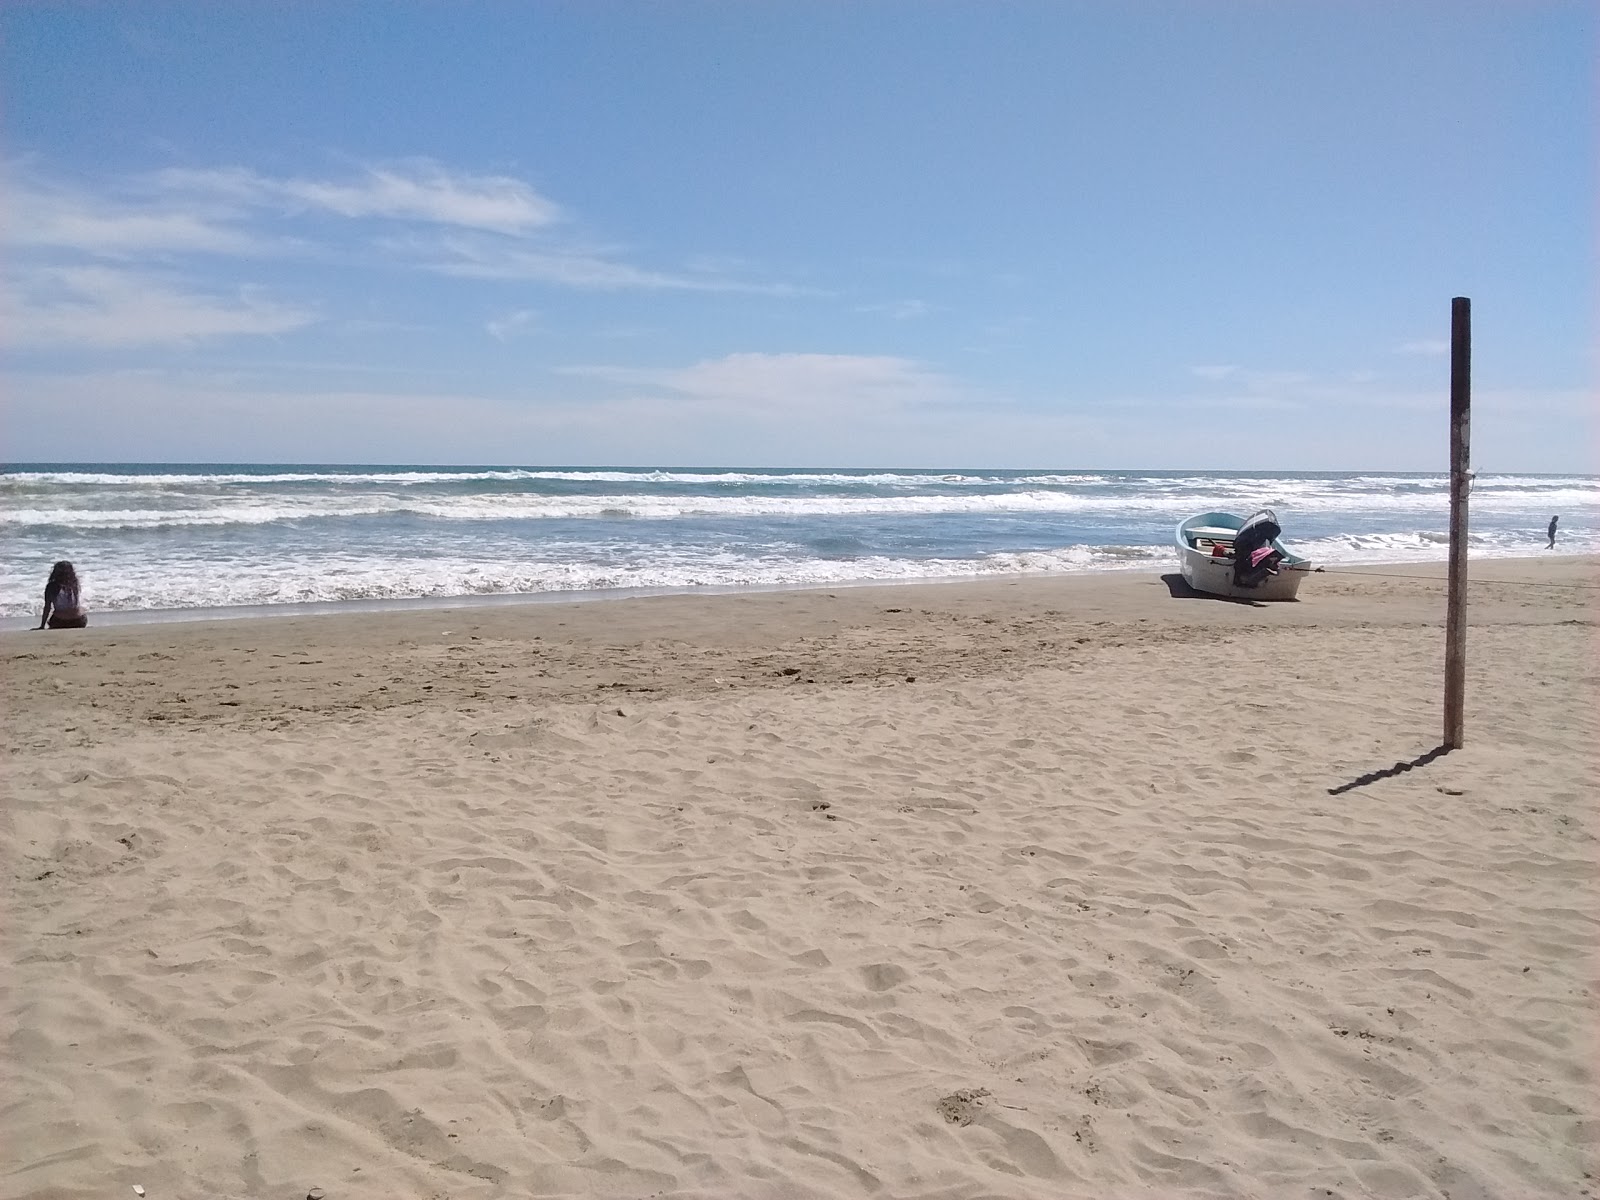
(3, 558), (1596, 1199)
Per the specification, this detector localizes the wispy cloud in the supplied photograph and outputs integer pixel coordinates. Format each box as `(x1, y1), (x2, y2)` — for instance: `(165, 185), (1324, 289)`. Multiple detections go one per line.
(486, 309), (540, 340)
(2, 266), (313, 349)
(4, 158), (795, 323)
(1394, 339), (1450, 356)
(150, 161), (561, 235)
(425, 235), (806, 294)
(856, 299), (932, 320)
(2, 366), (546, 463)
(1183, 360), (1450, 415)
(562, 352), (959, 416)
(10, 360), (1586, 469)
(4, 176), (264, 257)
(1188, 365), (1312, 390)
(1477, 386), (1595, 419)
(4, 159), (561, 256)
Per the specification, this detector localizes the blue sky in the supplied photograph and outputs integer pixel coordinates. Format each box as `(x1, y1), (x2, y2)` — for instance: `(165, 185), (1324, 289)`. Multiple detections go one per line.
(2, 2), (1593, 470)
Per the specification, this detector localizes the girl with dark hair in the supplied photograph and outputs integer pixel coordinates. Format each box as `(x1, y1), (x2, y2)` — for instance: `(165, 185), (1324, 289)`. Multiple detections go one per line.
(38, 561), (88, 629)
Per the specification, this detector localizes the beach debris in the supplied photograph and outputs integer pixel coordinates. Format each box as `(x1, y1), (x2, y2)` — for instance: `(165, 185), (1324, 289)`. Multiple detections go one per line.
(132, 1187), (145, 1197)
(307, 1189), (326, 1200)
(936, 1087), (991, 1126)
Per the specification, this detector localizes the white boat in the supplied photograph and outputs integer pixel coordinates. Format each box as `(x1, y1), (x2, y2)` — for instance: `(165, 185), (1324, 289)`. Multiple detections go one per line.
(1175, 509), (1313, 600)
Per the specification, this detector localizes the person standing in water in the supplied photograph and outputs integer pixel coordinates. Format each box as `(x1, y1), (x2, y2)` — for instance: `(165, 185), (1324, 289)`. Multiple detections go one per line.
(1547, 515), (1559, 550)
(37, 561), (88, 629)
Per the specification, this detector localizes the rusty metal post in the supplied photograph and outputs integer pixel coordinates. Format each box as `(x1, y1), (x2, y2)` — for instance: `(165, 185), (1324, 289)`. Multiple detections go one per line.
(1444, 297), (1471, 748)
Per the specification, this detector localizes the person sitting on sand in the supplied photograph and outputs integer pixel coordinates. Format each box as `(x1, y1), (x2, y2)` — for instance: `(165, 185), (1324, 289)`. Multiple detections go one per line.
(37, 561), (88, 630)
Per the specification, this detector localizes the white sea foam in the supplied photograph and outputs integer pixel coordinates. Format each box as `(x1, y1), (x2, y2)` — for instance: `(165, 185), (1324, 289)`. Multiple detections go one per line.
(1, 468), (1095, 488)
(6, 483), (1597, 530)
(1288, 528), (1598, 565)
(3, 467), (1592, 618)
(0, 543), (1174, 615)
(6, 527), (1594, 618)
(5, 502), (405, 529)
(6, 467), (1593, 492)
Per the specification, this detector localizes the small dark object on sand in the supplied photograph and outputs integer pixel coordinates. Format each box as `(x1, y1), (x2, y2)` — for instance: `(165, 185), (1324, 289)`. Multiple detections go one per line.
(937, 1088), (991, 1126)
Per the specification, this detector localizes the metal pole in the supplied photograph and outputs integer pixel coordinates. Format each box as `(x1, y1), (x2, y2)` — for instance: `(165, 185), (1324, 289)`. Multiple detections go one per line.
(1444, 297), (1471, 748)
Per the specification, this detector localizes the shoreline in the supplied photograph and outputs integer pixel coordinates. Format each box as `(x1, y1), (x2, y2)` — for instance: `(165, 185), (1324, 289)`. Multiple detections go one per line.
(4, 551), (1593, 635)
(4, 555), (1593, 751)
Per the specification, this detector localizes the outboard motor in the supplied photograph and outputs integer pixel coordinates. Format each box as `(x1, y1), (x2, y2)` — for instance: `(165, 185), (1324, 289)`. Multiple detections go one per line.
(1232, 508), (1284, 588)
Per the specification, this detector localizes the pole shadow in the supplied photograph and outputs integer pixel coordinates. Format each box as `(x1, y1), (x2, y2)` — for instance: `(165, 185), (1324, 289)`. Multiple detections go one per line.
(1159, 573), (1268, 608)
(1326, 744), (1454, 796)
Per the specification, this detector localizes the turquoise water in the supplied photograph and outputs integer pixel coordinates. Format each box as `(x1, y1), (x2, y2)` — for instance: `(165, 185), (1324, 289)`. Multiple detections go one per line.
(3, 465), (1594, 618)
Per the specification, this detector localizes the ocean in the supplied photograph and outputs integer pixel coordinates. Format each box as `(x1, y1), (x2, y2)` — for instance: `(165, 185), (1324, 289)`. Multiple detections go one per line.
(3, 465), (1595, 623)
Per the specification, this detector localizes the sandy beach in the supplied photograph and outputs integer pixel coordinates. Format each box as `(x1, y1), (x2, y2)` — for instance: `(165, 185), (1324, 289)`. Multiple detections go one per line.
(3, 558), (1596, 1200)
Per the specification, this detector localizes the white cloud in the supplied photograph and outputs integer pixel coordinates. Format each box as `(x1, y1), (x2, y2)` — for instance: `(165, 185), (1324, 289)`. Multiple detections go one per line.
(151, 160), (562, 234)
(4, 159), (561, 257)
(426, 236), (803, 294)
(1395, 339), (1450, 356)
(1188, 366), (1313, 391)
(3, 177), (262, 257)
(1477, 386), (1595, 420)
(856, 299), (931, 320)
(1, 359), (1070, 467)
(1, 368), (537, 462)
(1, 266), (313, 349)
(1183, 363), (1411, 419)
(5, 158), (793, 308)
(486, 309), (540, 340)
(9, 358), (1590, 471)
(563, 352), (958, 416)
